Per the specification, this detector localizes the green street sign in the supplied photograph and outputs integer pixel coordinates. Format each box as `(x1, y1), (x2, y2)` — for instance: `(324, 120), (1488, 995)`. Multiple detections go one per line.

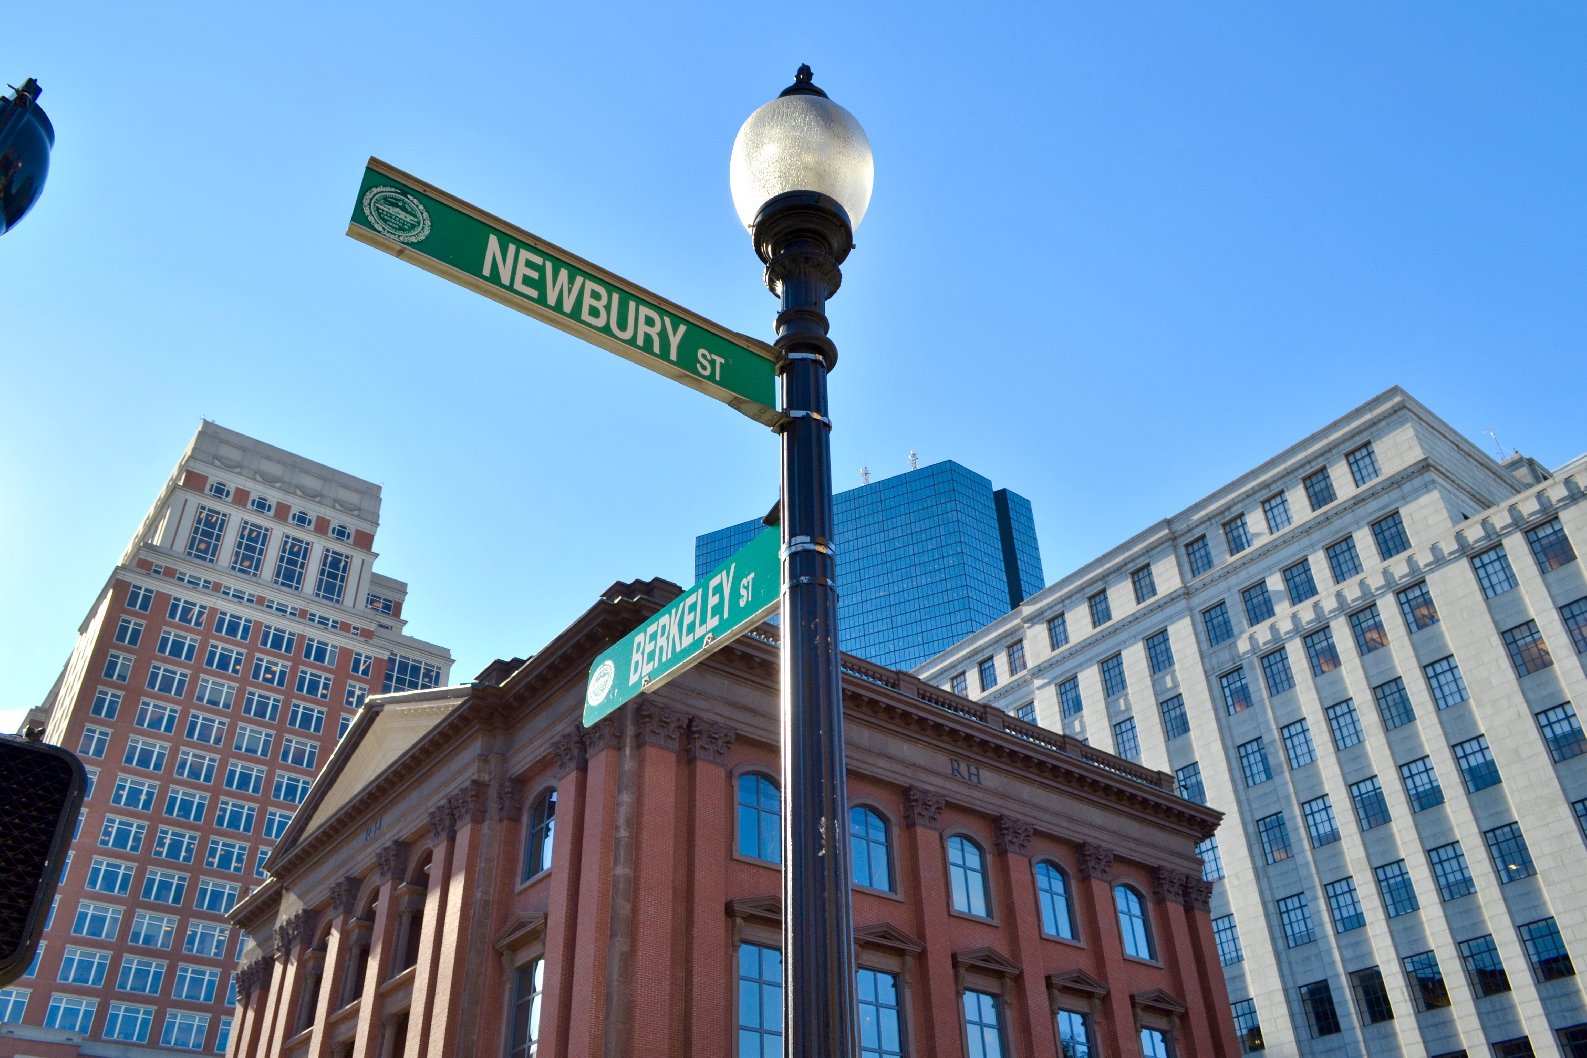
(348, 158), (779, 425)
(584, 527), (781, 726)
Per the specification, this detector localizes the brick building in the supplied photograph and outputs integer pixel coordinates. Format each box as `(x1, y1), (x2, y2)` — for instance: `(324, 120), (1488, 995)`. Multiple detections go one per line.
(227, 577), (1238, 1058)
(0, 423), (452, 1056)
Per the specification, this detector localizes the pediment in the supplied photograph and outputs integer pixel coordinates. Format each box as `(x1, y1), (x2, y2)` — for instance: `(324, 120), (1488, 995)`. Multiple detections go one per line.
(1047, 968), (1109, 997)
(726, 895), (782, 926)
(952, 946), (1021, 977)
(493, 912), (547, 953)
(853, 922), (924, 956)
(1131, 987), (1187, 1016)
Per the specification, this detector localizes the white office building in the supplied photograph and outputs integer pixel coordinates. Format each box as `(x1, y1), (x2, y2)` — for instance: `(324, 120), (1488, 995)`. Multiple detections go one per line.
(920, 388), (1587, 1058)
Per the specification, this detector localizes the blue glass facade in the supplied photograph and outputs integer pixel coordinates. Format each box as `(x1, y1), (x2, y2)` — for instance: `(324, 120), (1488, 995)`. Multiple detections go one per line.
(695, 461), (1043, 670)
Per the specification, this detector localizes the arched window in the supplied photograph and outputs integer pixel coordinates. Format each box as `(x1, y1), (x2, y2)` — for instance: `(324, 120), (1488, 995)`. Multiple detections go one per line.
(737, 773), (781, 864)
(296, 926), (332, 1031)
(947, 835), (990, 917)
(393, 850), (430, 974)
(850, 806), (893, 892)
(521, 788), (556, 882)
(340, 891), (377, 1006)
(1034, 861), (1075, 940)
(1115, 884), (1155, 960)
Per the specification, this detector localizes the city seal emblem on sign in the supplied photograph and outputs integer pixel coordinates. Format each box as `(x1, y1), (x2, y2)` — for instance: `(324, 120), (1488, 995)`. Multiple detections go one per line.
(586, 659), (617, 709)
(361, 186), (432, 244)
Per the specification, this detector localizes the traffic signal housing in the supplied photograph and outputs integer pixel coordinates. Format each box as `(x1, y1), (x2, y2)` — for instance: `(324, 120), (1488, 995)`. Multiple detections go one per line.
(0, 735), (85, 987)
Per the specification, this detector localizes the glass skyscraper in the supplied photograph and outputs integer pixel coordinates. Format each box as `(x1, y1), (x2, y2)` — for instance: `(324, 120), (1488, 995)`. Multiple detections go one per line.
(695, 460), (1043, 670)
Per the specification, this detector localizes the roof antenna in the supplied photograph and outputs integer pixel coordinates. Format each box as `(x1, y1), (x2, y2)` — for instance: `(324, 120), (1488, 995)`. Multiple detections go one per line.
(1482, 428), (1506, 460)
(908, 449), (919, 471)
(860, 465), (871, 485)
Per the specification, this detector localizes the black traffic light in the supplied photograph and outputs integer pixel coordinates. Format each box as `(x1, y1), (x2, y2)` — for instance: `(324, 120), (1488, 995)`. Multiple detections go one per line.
(0, 78), (55, 236)
(0, 734), (84, 987)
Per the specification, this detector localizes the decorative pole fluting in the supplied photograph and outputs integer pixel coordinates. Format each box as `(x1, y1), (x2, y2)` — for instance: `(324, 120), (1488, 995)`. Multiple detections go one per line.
(731, 66), (874, 1058)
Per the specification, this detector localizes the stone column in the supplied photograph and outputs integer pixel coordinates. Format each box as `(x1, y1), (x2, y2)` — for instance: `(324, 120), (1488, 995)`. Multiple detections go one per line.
(563, 713), (623, 1058)
(401, 795), (465, 1058)
(1074, 842), (1134, 1058)
(349, 840), (409, 1058)
(410, 781), (488, 1058)
(900, 786), (959, 1051)
(994, 816), (1052, 1057)
(536, 726), (588, 1058)
(304, 875), (363, 1056)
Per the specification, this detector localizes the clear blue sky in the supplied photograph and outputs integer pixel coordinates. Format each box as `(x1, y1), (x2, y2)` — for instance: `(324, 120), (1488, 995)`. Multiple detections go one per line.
(5, 2), (1584, 732)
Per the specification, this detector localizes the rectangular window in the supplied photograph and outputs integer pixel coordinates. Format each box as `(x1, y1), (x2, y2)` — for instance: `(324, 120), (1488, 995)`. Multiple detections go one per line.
(240, 691), (281, 724)
(183, 921), (230, 959)
(110, 777), (158, 812)
(976, 657), (997, 692)
(123, 735), (169, 773)
(1374, 860), (1419, 917)
(204, 642), (245, 676)
(1452, 735), (1502, 792)
(1347, 442), (1380, 485)
(1472, 546), (1518, 598)
(72, 900), (123, 939)
(1058, 677), (1082, 718)
(1426, 842), (1476, 901)
(173, 749), (218, 784)
(1087, 589), (1111, 628)
(1483, 822), (1536, 883)
(1262, 493), (1293, 534)
(1348, 604), (1389, 655)
(1372, 677), (1415, 730)
(1298, 979), (1342, 1038)
(1370, 511), (1411, 560)
(1304, 467), (1336, 510)
(117, 955), (166, 996)
(1231, 999), (1263, 1055)
(1186, 535), (1213, 577)
(1393, 584), (1438, 637)
(1283, 559), (1318, 605)
(855, 968), (902, 1058)
(90, 688), (122, 719)
(1175, 763), (1205, 804)
(205, 837), (249, 874)
(1057, 1009), (1095, 1058)
(1145, 630), (1174, 674)
(229, 520), (271, 577)
(214, 798), (257, 835)
(1302, 796), (1340, 847)
(314, 548), (351, 604)
(1099, 654), (1127, 697)
(1220, 667), (1253, 715)
(258, 623), (296, 655)
(1323, 536), (1362, 584)
(1203, 601), (1235, 645)
(194, 879), (240, 915)
(1212, 915), (1243, 965)
(1131, 564), (1157, 603)
(1277, 893), (1315, 947)
(164, 787), (209, 824)
(295, 669), (334, 700)
(128, 911), (177, 950)
(1349, 967), (1394, 1025)
(185, 505), (228, 564)
(141, 868), (187, 906)
(1158, 694), (1189, 740)
(1006, 640), (1026, 676)
(273, 534), (311, 592)
(85, 857), (134, 896)
(345, 684), (367, 711)
(1518, 918), (1574, 981)
(1260, 648), (1295, 696)
(949, 673), (967, 697)
(1562, 596), (1587, 655)
(1503, 621), (1553, 677)
(1197, 836), (1224, 881)
(114, 616), (144, 646)
(160, 1009), (210, 1050)
(102, 651), (132, 682)
(44, 995), (97, 1034)
(172, 964), (220, 1004)
(383, 653), (443, 693)
(1224, 515), (1252, 555)
(263, 808), (293, 841)
(1304, 627), (1341, 677)
(127, 583), (155, 611)
(364, 592), (395, 615)
(1525, 517), (1576, 572)
(1241, 582), (1274, 625)
(287, 701), (326, 734)
(184, 711), (227, 747)
(738, 942), (782, 1055)
(1419, 655), (1468, 710)
(1457, 935), (1511, 997)
(1257, 812), (1292, 864)
(962, 989), (1004, 1058)
(166, 595), (208, 629)
(1238, 739), (1272, 787)
(134, 699), (179, 734)
(1112, 718), (1141, 762)
(1281, 720), (1316, 769)
(1536, 703), (1587, 762)
(302, 635), (339, 667)
(1046, 613), (1068, 650)
(1349, 777), (1391, 830)
(152, 826), (198, 864)
(279, 735), (319, 770)
(273, 773), (312, 804)
(233, 724), (274, 758)
(1399, 757), (1444, 811)
(224, 761), (266, 796)
(192, 676), (235, 712)
(1324, 877), (1366, 933)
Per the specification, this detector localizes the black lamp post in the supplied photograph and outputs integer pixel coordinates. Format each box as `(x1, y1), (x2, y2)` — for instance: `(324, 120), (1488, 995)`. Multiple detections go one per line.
(0, 78), (55, 236)
(731, 66), (874, 1058)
